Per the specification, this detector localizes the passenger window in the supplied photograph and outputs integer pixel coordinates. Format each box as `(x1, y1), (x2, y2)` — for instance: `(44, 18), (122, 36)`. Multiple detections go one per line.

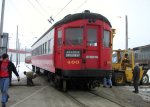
(48, 40), (51, 53)
(45, 42), (47, 54)
(43, 44), (45, 54)
(103, 30), (110, 48)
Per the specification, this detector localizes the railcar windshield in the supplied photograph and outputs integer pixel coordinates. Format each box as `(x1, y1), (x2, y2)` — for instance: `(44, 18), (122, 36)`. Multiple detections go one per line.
(87, 28), (97, 46)
(65, 28), (83, 46)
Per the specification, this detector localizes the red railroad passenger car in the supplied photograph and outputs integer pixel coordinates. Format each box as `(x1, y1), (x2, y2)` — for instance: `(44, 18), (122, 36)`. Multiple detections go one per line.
(31, 10), (113, 91)
(25, 56), (31, 64)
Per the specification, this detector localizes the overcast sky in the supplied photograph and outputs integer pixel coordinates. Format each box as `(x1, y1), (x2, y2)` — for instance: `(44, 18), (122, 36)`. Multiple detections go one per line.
(0, 0), (150, 49)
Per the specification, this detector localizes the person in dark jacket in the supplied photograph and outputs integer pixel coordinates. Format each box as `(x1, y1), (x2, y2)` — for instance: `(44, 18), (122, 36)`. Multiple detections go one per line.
(132, 63), (140, 93)
(0, 53), (20, 107)
(24, 71), (36, 86)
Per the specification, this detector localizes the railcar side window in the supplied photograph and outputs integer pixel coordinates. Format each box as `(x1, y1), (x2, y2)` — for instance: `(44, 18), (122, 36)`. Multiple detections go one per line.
(87, 28), (97, 46)
(48, 39), (51, 53)
(65, 28), (83, 46)
(103, 30), (110, 48)
(42, 44), (44, 54)
(45, 42), (47, 54)
(58, 30), (62, 46)
(39, 45), (41, 55)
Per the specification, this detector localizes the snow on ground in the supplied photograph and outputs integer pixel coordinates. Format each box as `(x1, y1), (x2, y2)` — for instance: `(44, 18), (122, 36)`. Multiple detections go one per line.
(123, 85), (150, 102)
(148, 70), (150, 82)
(12, 62), (32, 80)
(122, 70), (150, 102)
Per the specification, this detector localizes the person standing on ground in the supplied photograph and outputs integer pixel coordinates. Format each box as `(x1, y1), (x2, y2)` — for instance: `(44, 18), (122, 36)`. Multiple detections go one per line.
(103, 71), (112, 88)
(0, 53), (20, 107)
(24, 71), (36, 86)
(132, 63), (140, 93)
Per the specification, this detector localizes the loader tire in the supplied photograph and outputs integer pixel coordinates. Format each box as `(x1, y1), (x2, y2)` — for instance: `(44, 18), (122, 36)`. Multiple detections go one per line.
(112, 72), (126, 86)
(140, 74), (149, 85)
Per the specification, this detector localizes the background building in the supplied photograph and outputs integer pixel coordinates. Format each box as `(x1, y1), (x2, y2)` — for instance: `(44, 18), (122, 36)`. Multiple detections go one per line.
(8, 48), (31, 63)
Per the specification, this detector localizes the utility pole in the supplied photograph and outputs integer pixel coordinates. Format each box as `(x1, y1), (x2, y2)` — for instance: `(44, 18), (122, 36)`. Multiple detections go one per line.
(125, 15), (128, 50)
(0, 0), (5, 53)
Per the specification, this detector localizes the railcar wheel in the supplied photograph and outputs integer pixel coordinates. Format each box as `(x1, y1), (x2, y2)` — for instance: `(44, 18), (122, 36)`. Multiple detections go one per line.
(36, 67), (40, 74)
(62, 79), (67, 92)
(54, 75), (62, 90)
(48, 72), (53, 83)
(87, 81), (100, 90)
(32, 65), (35, 71)
(140, 74), (149, 85)
(87, 84), (94, 90)
(86, 82), (92, 90)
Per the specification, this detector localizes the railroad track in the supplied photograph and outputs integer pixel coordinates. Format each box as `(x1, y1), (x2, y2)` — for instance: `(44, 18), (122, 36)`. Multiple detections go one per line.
(89, 91), (125, 107)
(63, 91), (88, 107)
(45, 76), (131, 107)
(63, 90), (124, 107)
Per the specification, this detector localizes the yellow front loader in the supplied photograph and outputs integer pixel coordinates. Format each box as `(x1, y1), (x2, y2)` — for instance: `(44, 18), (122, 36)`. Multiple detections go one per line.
(112, 49), (149, 85)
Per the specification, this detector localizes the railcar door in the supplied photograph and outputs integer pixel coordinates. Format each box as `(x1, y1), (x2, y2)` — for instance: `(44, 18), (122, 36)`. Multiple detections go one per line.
(83, 25), (100, 69)
(55, 29), (63, 68)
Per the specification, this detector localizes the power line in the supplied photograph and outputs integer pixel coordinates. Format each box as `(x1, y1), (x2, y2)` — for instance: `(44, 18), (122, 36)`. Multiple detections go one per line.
(33, 0), (55, 24)
(30, 0), (54, 24)
(34, 0), (49, 15)
(27, 0), (45, 17)
(9, 0), (47, 41)
(54, 0), (73, 18)
(74, 0), (88, 13)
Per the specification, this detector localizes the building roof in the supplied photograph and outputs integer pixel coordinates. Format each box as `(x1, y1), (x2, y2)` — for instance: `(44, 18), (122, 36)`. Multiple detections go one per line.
(133, 44), (150, 50)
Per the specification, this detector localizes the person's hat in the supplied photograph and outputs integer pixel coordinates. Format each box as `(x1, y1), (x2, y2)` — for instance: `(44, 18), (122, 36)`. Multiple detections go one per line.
(135, 63), (139, 67)
(24, 71), (26, 74)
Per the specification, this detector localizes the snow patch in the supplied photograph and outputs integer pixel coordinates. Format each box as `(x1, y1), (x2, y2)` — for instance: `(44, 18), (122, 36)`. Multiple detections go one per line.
(148, 70), (150, 83)
(12, 62), (32, 80)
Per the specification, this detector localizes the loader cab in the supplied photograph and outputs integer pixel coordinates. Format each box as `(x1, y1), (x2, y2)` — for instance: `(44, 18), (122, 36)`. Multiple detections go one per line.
(112, 50), (134, 70)
(121, 52), (132, 70)
(112, 50), (125, 70)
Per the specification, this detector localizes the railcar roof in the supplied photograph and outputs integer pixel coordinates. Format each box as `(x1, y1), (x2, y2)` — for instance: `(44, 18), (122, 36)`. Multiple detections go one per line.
(32, 11), (111, 47)
(53, 11), (112, 28)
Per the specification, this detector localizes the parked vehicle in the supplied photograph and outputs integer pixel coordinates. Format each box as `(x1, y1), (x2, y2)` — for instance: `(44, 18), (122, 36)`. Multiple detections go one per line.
(133, 44), (150, 70)
(112, 49), (149, 85)
(25, 56), (31, 63)
(31, 10), (114, 91)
